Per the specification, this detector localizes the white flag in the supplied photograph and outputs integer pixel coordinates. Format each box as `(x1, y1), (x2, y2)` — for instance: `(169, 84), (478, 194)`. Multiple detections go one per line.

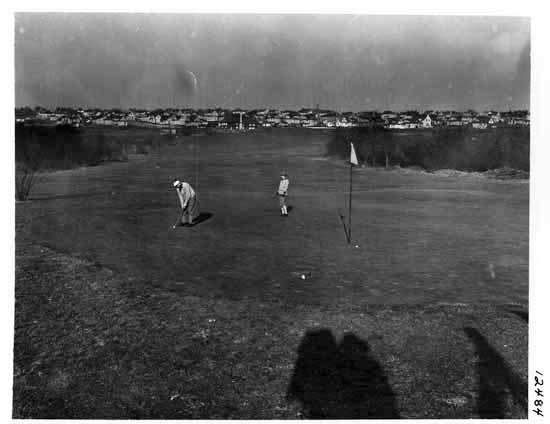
(350, 142), (359, 166)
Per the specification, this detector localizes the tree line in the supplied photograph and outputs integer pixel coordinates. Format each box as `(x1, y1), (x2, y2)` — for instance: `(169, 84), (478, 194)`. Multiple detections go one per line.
(327, 126), (529, 172)
(15, 124), (177, 200)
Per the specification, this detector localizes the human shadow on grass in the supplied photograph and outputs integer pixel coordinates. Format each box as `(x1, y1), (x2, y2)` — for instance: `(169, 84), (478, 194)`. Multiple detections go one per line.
(287, 329), (399, 419)
(176, 212), (214, 228)
(189, 212), (213, 227)
(464, 327), (527, 418)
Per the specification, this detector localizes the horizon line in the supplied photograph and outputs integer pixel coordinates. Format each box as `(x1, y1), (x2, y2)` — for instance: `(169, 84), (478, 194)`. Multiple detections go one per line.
(15, 105), (530, 113)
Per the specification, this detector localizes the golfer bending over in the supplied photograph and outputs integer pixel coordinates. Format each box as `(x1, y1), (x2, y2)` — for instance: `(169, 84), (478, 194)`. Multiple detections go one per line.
(277, 173), (290, 216)
(173, 178), (198, 227)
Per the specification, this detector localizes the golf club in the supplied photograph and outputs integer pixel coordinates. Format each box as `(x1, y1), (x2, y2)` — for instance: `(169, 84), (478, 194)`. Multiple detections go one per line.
(172, 209), (185, 230)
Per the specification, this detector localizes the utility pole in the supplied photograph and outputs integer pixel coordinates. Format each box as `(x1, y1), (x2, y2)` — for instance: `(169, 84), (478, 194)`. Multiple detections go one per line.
(236, 111), (245, 130)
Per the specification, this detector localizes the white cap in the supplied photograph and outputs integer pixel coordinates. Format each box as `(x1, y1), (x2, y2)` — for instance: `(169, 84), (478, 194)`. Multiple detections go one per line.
(173, 180), (181, 187)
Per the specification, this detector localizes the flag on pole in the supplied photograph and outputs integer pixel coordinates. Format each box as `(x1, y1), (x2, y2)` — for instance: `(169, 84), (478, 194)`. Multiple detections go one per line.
(350, 142), (359, 166)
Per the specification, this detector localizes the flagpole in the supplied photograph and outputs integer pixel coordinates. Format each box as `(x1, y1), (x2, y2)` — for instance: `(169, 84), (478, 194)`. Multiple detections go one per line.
(348, 144), (353, 244)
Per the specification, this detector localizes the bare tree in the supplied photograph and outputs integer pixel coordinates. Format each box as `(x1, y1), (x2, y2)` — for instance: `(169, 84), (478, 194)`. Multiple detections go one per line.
(15, 134), (43, 201)
(15, 162), (41, 201)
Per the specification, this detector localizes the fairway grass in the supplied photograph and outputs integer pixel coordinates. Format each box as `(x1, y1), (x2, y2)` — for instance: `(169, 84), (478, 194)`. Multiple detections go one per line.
(14, 129), (528, 418)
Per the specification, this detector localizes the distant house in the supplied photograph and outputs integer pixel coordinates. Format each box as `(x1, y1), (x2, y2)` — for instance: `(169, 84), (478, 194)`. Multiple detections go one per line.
(168, 115), (188, 126)
(387, 122), (407, 129)
(203, 110), (221, 123)
(354, 117), (371, 127)
(93, 118), (115, 126)
(335, 117), (353, 128)
(447, 117), (464, 126)
(421, 114), (432, 128)
(406, 121), (421, 129)
(488, 113), (501, 126)
(461, 111), (475, 124)
(472, 116), (490, 129)
(266, 115), (282, 126)
(37, 112), (55, 121)
(472, 122), (487, 129)
(381, 112), (397, 120)
(511, 117), (530, 127)
(285, 115), (303, 127)
(321, 114), (339, 127)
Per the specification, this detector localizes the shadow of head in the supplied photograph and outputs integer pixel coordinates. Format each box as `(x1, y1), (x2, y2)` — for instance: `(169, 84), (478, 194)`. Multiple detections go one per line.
(287, 329), (399, 419)
(464, 326), (485, 344)
(339, 333), (370, 359)
(296, 329), (338, 358)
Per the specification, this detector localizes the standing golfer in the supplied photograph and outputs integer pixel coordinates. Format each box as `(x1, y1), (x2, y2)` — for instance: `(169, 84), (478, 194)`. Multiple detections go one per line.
(277, 173), (290, 216)
(173, 178), (198, 227)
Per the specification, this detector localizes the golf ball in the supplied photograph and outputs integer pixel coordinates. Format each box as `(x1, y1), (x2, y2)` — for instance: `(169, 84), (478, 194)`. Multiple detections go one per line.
(301, 274), (306, 280)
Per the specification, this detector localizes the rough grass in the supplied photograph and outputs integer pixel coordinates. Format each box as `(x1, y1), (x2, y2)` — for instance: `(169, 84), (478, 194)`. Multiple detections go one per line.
(14, 240), (528, 418)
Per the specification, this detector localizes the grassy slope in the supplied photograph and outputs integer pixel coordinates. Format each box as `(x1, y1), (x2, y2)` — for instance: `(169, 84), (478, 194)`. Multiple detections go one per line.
(14, 129), (528, 418)
(14, 240), (528, 419)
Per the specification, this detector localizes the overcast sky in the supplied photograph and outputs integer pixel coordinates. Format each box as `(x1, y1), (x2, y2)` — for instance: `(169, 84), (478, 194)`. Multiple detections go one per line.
(14, 13), (530, 111)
